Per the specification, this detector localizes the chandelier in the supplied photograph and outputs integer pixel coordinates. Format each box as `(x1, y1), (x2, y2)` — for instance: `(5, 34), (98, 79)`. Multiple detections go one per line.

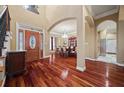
(62, 33), (68, 38)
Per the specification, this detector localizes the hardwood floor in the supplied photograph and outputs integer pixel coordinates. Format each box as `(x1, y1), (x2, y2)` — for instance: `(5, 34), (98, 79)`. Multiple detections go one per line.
(5, 54), (124, 87)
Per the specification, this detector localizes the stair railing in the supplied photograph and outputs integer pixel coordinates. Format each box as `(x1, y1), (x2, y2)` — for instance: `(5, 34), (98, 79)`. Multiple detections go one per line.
(0, 6), (10, 56)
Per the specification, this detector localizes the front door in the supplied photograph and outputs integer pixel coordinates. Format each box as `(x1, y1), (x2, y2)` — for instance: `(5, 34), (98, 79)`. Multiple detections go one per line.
(25, 30), (40, 62)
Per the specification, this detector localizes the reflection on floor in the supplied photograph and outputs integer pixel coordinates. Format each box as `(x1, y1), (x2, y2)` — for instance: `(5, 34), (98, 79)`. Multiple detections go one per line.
(97, 54), (116, 64)
(5, 54), (124, 87)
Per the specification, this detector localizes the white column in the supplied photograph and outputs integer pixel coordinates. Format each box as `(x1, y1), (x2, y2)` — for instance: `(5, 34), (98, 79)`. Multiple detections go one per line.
(76, 6), (86, 71)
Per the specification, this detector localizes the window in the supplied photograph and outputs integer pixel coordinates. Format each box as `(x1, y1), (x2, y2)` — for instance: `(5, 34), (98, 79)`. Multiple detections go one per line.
(50, 37), (52, 50)
(50, 37), (56, 50)
(19, 31), (24, 50)
(23, 5), (39, 14)
(29, 35), (36, 49)
(53, 37), (55, 50)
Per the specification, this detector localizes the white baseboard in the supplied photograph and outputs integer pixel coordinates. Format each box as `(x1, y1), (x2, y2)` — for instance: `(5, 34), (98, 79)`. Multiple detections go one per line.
(50, 51), (55, 53)
(85, 57), (96, 61)
(43, 55), (50, 59)
(115, 63), (124, 67)
(76, 66), (86, 72)
(86, 57), (124, 67)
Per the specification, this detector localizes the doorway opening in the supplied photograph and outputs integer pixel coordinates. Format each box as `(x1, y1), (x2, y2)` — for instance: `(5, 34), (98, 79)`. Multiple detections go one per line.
(49, 19), (77, 57)
(96, 20), (117, 63)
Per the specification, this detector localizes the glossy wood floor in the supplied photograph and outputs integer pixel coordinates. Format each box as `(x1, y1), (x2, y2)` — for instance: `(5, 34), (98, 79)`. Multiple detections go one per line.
(5, 54), (124, 87)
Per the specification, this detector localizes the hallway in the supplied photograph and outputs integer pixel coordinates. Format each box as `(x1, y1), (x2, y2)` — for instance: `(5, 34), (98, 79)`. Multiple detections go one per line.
(5, 54), (124, 87)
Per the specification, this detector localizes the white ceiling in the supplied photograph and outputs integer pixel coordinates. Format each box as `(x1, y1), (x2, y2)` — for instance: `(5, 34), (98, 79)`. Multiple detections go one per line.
(50, 20), (77, 35)
(87, 5), (119, 19)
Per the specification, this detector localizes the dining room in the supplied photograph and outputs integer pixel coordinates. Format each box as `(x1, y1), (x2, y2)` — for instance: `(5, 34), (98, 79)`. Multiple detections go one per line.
(49, 19), (77, 58)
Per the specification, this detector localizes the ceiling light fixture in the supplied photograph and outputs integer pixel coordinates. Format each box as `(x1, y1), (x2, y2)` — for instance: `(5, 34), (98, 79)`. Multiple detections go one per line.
(62, 33), (68, 38)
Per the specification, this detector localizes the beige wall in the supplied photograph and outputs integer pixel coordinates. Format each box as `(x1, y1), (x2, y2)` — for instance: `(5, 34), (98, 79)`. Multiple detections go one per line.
(8, 5), (55, 57)
(85, 7), (96, 59)
(117, 21), (124, 64)
(8, 5), (51, 57)
(45, 5), (81, 31)
(119, 6), (124, 21)
(8, 5), (84, 57)
(117, 6), (124, 64)
(85, 22), (96, 58)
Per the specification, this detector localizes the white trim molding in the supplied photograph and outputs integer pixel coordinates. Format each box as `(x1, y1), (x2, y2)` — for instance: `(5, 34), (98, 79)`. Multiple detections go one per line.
(17, 23), (43, 32)
(42, 55), (50, 59)
(115, 63), (124, 67)
(85, 57), (96, 61)
(16, 22), (46, 58)
(16, 23), (43, 47)
(86, 57), (124, 67)
(76, 66), (86, 72)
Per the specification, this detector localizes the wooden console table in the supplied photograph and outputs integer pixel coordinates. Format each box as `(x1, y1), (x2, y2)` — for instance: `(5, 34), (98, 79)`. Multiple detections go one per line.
(6, 50), (26, 76)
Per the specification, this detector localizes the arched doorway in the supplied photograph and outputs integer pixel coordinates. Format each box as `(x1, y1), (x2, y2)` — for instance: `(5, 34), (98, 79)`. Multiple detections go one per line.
(96, 20), (117, 63)
(47, 15), (86, 72)
(49, 19), (77, 54)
